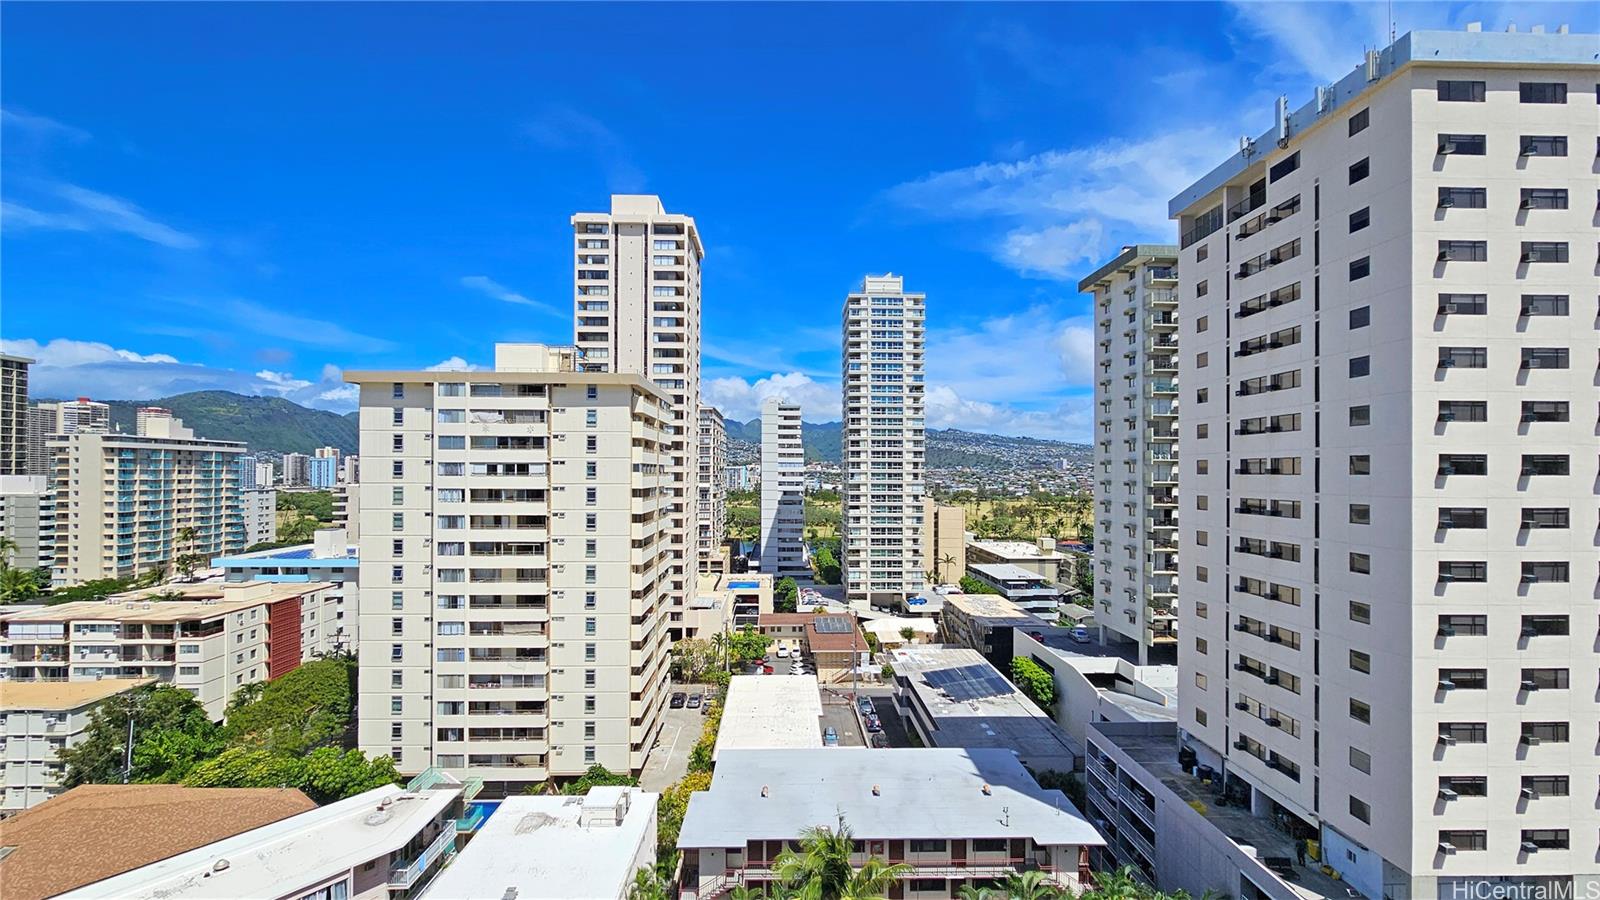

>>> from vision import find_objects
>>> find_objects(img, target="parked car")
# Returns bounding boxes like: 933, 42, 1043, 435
822, 727, 840, 747
687, 694, 702, 709
857, 697, 874, 716
1069, 626, 1093, 644
669, 692, 687, 708
864, 715, 883, 733
776, 646, 790, 659
762, 664, 774, 675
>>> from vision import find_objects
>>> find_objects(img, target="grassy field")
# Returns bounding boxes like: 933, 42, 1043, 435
726, 491, 839, 543
941, 493, 1094, 543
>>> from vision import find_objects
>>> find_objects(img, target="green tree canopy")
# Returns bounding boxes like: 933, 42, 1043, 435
958, 575, 1000, 595
222, 657, 356, 755
1010, 657, 1056, 709
182, 746, 399, 804
728, 625, 772, 663
59, 684, 223, 787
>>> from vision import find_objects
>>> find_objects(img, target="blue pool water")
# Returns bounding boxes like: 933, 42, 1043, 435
727, 581, 760, 589
465, 800, 501, 820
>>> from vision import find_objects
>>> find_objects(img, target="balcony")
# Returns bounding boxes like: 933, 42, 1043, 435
387, 827, 457, 889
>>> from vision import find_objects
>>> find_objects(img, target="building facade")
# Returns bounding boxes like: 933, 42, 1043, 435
1172, 28, 1598, 899
307, 456, 337, 489
0, 354, 31, 476
758, 398, 806, 578
921, 499, 966, 584
1081, 244, 1181, 666
0, 678, 152, 813
239, 487, 276, 548
0, 475, 54, 573
345, 343, 675, 790
841, 275, 926, 610
46, 416, 244, 586
280, 453, 310, 487
696, 405, 727, 573
571, 194, 702, 620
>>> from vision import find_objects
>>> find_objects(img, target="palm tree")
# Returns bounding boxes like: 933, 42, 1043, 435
0, 566, 41, 604
626, 864, 671, 900
940, 553, 957, 581
711, 631, 730, 672
996, 870, 1064, 900
957, 886, 996, 900
0, 535, 19, 569
730, 886, 768, 900
772, 817, 911, 900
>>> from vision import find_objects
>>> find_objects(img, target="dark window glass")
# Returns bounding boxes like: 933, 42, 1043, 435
1438, 347, 1486, 369
1520, 400, 1568, 422
1520, 135, 1567, 157
1521, 615, 1569, 636
1348, 405, 1370, 427
1437, 507, 1487, 529
1437, 293, 1486, 315
1438, 454, 1487, 476
1521, 775, 1569, 797
1349, 306, 1369, 328
1439, 668, 1487, 689
1520, 350, 1569, 371
1438, 186, 1486, 208
1348, 108, 1369, 135
1520, 562, 1568, 584
1438, 561, 1487, 583
1440, 722, 1487, 743
1521, 721, 1568, 743
1437, 80, 1485, 102
1348, 158, 1369, 183
1520, 508, 1569, 530
1438, 240, 1487, 262
1438, 614, 1487, 636
1520, 241, 1568, 263
1437, 133, 1486, 155
1437, 401, 1486, 423
1349, 356, 1369, 378
1349, 257, 1370, 280
1519, 82, 1567, 104
1440, 776, 1488, 796
1520, 455, 1568, 476
1520, 188, 1567, 209
1520, 295, 1568, 316
1269, 152, 1300, 183
1440, 831, 1488, 851
1348, 207, 1369, 232
1348, 455, 1370, 475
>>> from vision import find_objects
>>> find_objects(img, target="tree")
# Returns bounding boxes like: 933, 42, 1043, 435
0, 566, 42, 603
772, 817, 911, 900
182, 746, 400, 804
44, 576, 135, 604
774, 577, 799, 606
59, 684, 223, 787
175, 552, 205, 582
898, 626, 917, 643
811, 547, 842, 585
938, 553, 957, 583
997, 870, 1065, 900
222, 657, 355, 755
727, 625, 772, 663
1010, 657, 1056, 709
628, 865, 672, 900
959, 575, 1000, 596
655, 770, 713, 858
560, 764, 638, 795
0, 536, 18, 568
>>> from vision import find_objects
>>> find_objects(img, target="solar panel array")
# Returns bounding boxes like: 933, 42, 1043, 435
812, 616, 852, 634
923, 663, 1015, 701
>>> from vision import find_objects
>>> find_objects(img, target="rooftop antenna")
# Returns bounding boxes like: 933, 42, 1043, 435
1388, 0, 1395, 43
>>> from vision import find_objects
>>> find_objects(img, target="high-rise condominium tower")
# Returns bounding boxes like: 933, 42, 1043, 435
571, 194, 703, 606
758, 398, 806, 578
841, 275, 926, 611
1, 354, 31, 476
1081, 245, 1181, 665
346, 344, 676, 790
1172, 27, 1597, 898
696, 405, 727, 575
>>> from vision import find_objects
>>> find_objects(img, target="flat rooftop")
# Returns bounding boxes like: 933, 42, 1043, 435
212, 545, 357, 566
0, 678, 152, 711
67, 784, 459, 900
715, 675, 823, 758
679, 748, 1103, 849
890, 647, 1081, 770
968, 539, 1063, 560
943, 592, 1042, 623
423, 788, 657, 900
969, 563, 1051, 585
1099, 726, 1348, 900
3, 582, 335, 623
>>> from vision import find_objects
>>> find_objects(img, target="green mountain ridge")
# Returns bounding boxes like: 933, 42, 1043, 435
37, 391, 359, 456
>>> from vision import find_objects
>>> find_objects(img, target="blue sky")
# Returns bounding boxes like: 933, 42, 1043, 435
1, 1, 1577, 440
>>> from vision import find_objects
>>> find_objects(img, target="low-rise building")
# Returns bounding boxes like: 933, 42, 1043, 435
423, 786, 655, 900
940, 592, 1046, 669
682, 572, 772, 642
860, 616, 936, 650
964, 563, 1061, 617
1011, 630, 1178, 751
714, 675, 823, 759
0, 581, 347, 719
0, 784, 316, 900
888, 646, 1079, 773
757, 612, 868, 680
966, 538, 1073, 587
0, 678, 153, 813
212, 528, 357, 657
677, 748, 1104, 899
61, 778, 475, 900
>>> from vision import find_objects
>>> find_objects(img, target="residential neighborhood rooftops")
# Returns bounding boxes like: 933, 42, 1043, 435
0, 785, 316, 900
942, 592, 1039, 623
715, 675, 824, 757
677, 748, 1104, 848
0, 678, 153, 711
0, 582, 336, 623
968, 563, 1051, 585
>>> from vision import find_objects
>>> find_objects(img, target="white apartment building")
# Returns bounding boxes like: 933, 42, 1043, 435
134, 406, 172, 435
1172, 27, 1598, 899
256, 461, 277, 488
46, 415, 244, 586
0, 678, 152, 813
758, 397, 807, 578
1081, 245, 1181, 664
1, 354, 30, 476
240, 487, 276, 547
0, 475, 54, 572
26, 398, 110, 478
841, 274, 926, 610
345, 343, 676, 792
697, 405, 727, 574
0, 581, 346, 719
571, 194, 703, 617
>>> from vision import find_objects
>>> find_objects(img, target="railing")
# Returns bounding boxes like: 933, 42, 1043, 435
455, 805, 487, 833
388, 827, 456, 888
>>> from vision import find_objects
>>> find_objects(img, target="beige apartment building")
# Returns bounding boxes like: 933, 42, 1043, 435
697, 405, 727, 574
921, 499, 965, 584
1172, 26, 1598, 899
0, 678, 152, 813
346, 343, 676, 792
47, 414, 245, 586
1081, 245, 1181, 665
1, 354, 30, 476
0, 581, 345, 719
572, 193, 702, 602
26, 398, 111, 478
841, 275, 927, 610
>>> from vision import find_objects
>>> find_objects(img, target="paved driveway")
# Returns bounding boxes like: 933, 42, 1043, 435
639, 687, 713, 791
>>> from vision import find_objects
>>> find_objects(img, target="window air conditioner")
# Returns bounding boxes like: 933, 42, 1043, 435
1438, 788, 1458, 800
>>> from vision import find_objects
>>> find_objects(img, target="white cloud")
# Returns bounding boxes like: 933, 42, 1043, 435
703, 372, 840, 422
425, 356, 485, 372
1, 107, 91, 142
459, 275, 561, 316
1, 338, 179, 367
927, 305, 1096, 401
997, 222, 1105, 279
3, 183, 201, 250
925, 386, 1093, 442
254, 369, 313, 393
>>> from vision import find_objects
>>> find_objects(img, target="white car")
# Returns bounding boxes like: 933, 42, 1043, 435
776, 645, 790, 659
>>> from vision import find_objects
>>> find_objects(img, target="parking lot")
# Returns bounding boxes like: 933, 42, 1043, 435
639, 686, 713, 791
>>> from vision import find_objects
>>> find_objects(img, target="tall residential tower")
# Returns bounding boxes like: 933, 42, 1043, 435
758, 398, 806, 578
696, 405, 727, 574
1080, 245, 1181, 665
841, 275, 926, 611
1, 354, 31, 476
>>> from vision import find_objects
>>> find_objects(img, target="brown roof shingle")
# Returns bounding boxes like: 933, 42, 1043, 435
0, 784, 316, 900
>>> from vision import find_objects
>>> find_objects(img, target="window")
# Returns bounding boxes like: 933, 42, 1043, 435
1348, 158, 1369, 183
1438, 186, 1486, 208
584, 409, 598, 427
1196, 280, 1208, 297
1440, 831, 1488, 852
1196, 351, 1208, 368
1437, 80, 1485, 102
391, 382, 405, 399
1349, 796, 1371, 824
1348, 257, 1369, 280
1439, 775, 1488, 797
1521, 401, 1569, 423
1437, 240, 1487, 262
1440, 722, 1487, 744
1439, 668, 1487, 690
1349, 405, 1370, 426
584, 591, 597, 610
1349, 698, 1371, 723
391, 565, 404, 583
1437, 401, 1486, 423
1438, 614, 1487, 636
1521, 830, 1569, 850
1196, 315, 1208, 332
1196, 460, 1208, 475
1520, 455, 1568, 476
1522, 775, 1569, 798
1194, 672, 1207, 690
1437, 133, 1487, 155
1519, 82, 1567, 103
391, 617, 404, 636
1347, 306, 1369, 329
1348, 356, 1369, 378
1520, 188, 1568, 210
1348, 108, 1369, 135
437, 622, 464, 636
584, 565, 597, 584
1520, 241, 1568, 263
1521, 562, 1568, 584
1196, 424, 1209, 439
391, 408, 404, 426
1348, 207, 1369, 232
1522, 721, 1568, 743
973, 839, 1008, 854
1196, 388, 1209, 404
1438, 453, 1486, 476
1438, 347, 1486, 369
908, 839, 946, 853
1521, 614, 1569, 637
1349, 601, 1371, 624
585, 487, 598, 505
1520, 135, 1567, 157
1438, 561, 1487, 582
1520, 349, 1569, 372
1349, 650, 1372, 673
1349, 748, 1371, 774
1520, 508, 1569, 530
1268, 152, 1300, 182
1437, 293, 1487, 315
1438, 507, 1487, 529
438, 382, 464, 397
1520, 294, 1568, 316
